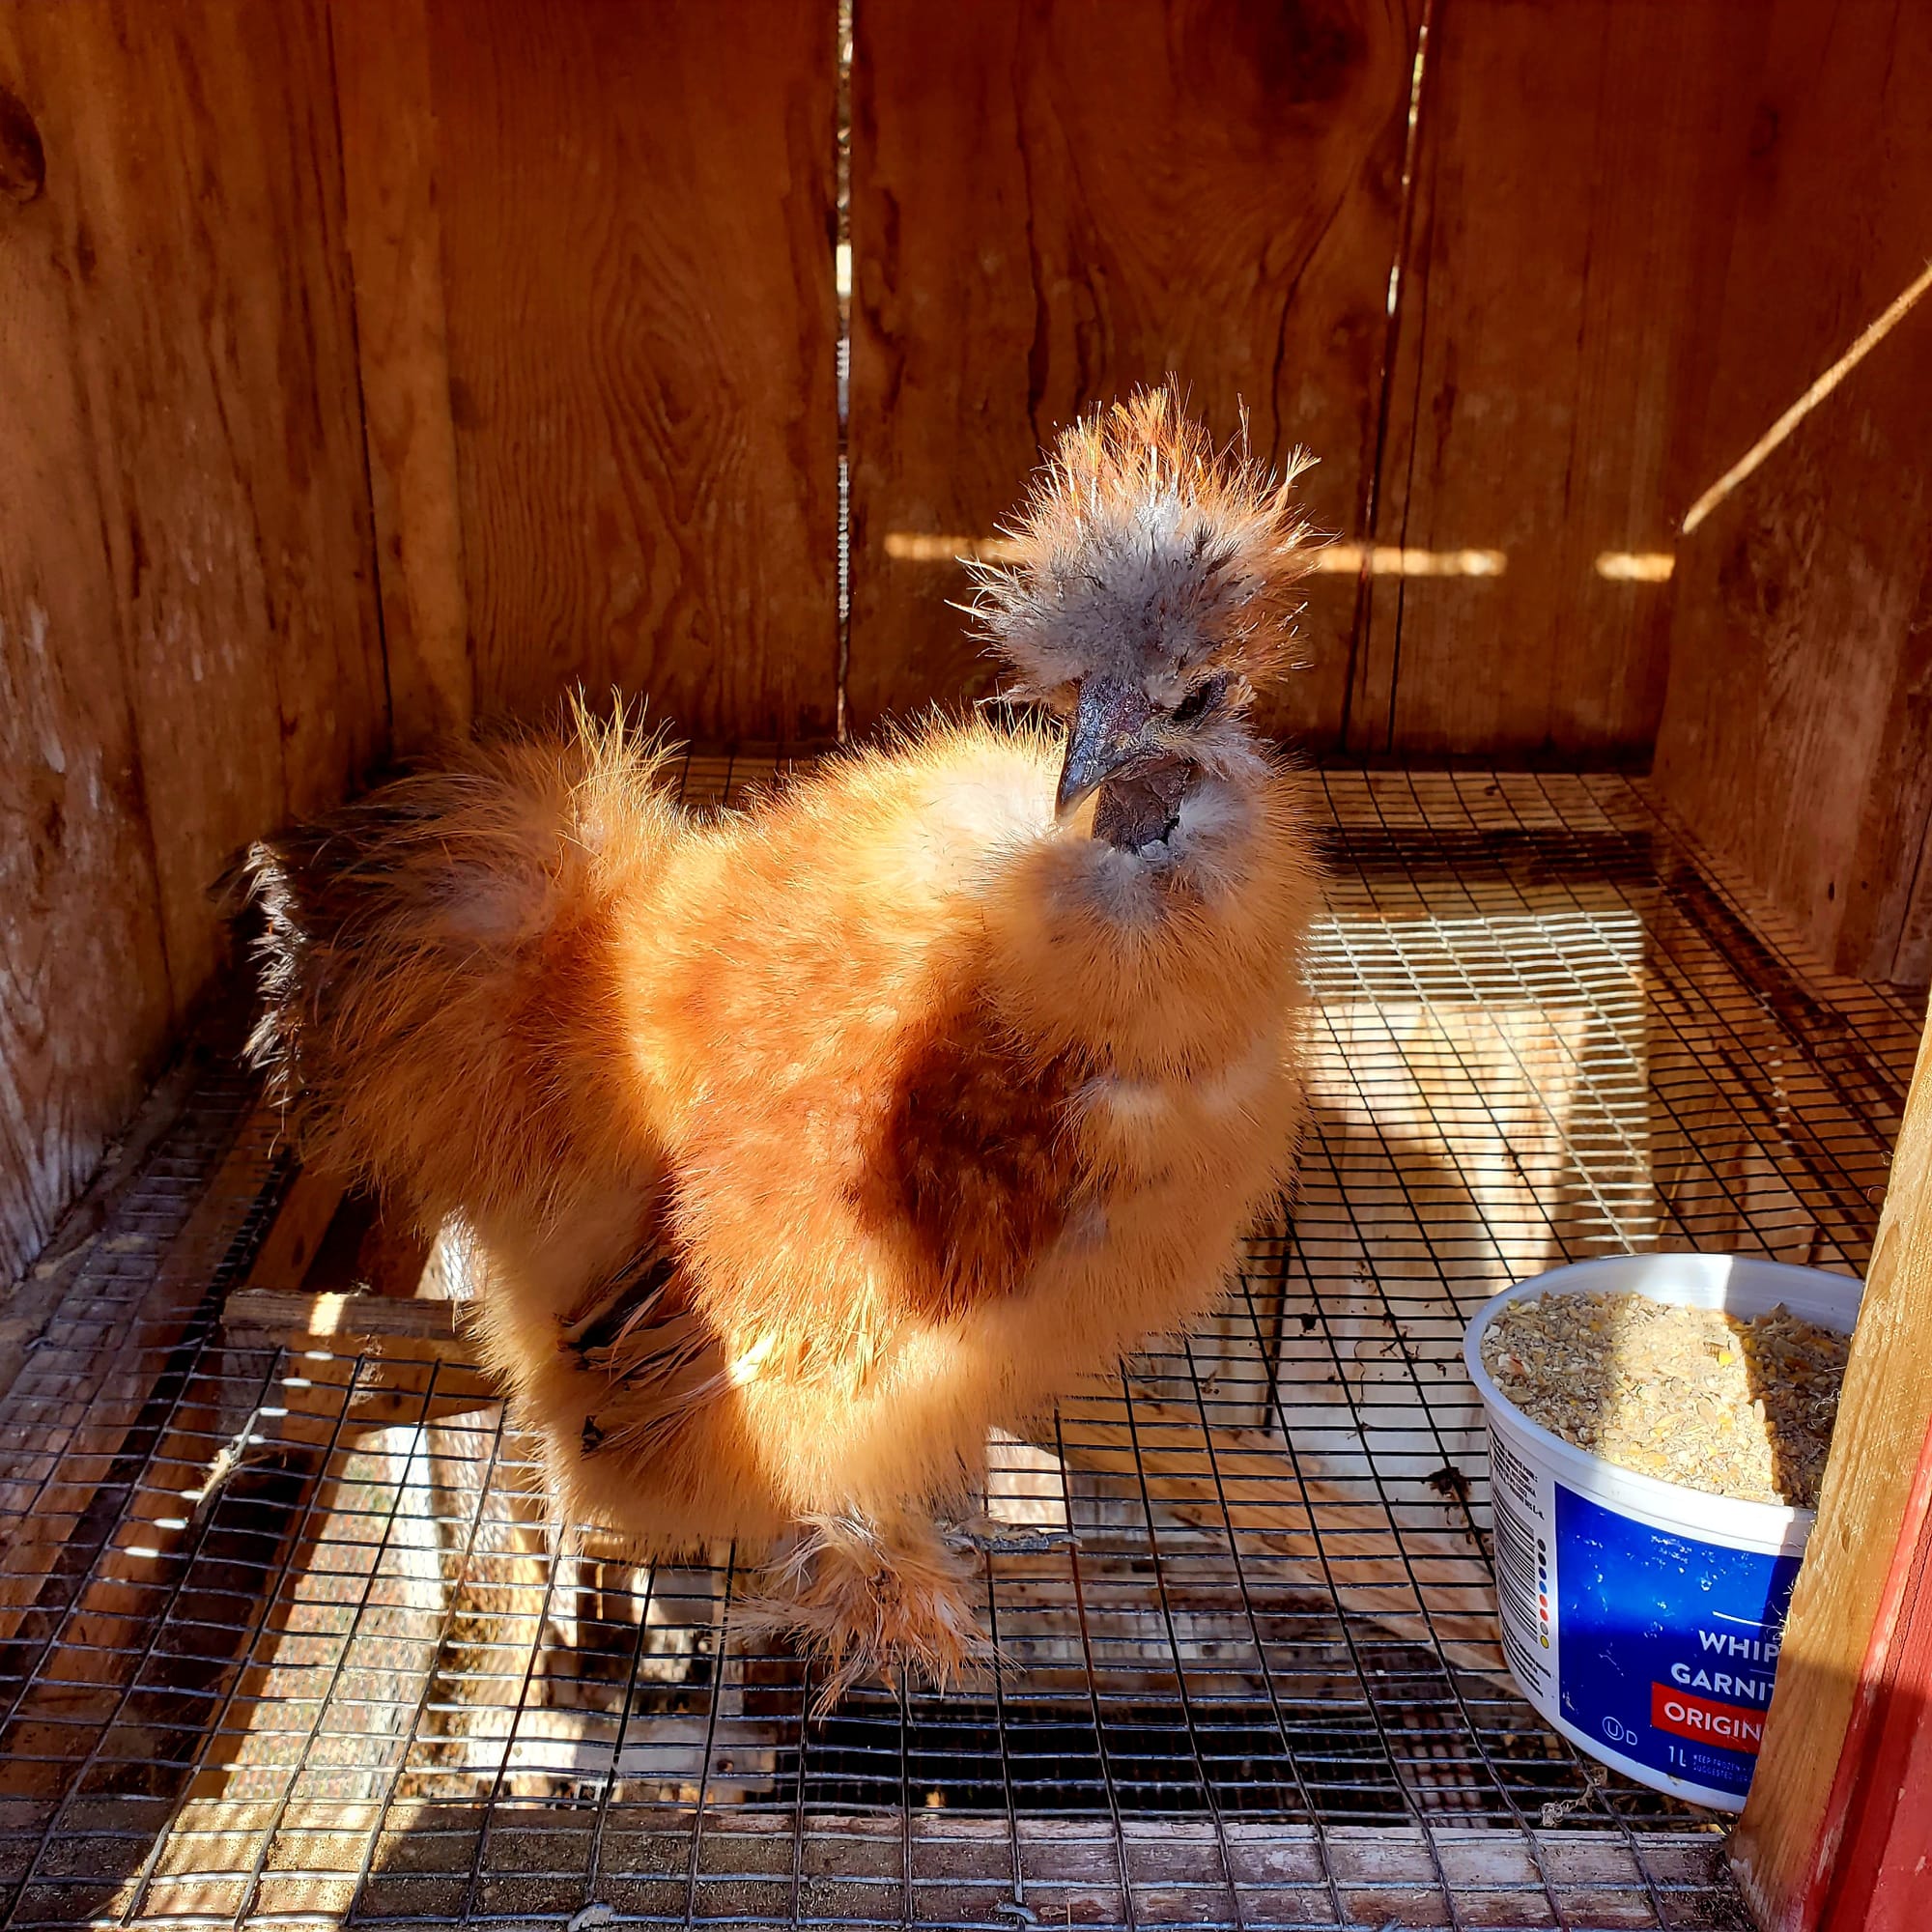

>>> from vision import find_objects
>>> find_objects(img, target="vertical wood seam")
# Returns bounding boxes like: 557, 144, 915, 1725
1341, 0, 1435, 759
834, 0, 852, 745
1889, 823, 1931, 985
1375, 36, 1440, 757
322, 0, 397, 756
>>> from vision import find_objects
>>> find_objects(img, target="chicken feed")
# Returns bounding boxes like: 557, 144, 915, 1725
1479, 1290, 1849, 1508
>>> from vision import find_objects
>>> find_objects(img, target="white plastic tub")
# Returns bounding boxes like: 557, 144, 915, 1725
1463, 1253, 1862, 1810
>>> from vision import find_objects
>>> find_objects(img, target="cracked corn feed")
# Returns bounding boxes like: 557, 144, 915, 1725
1480, 1290, 1849, 1508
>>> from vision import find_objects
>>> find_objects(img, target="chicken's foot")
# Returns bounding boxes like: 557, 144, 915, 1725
741, 1508, 995, 1713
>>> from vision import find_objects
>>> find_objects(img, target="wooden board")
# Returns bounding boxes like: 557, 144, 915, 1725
0, 3, 384, 1280
1350, 0, 1766, 760
330, 0, 472, 752
12, 1, 386, 996
1652, 1, 1932, 985
223, 1286, 463, 1350
1738, 1018, 1932, 1929
425, 0, 839, 742
845, 0, 1422, 742
0, 54, 172, 1286
240, 1167, 348, 1293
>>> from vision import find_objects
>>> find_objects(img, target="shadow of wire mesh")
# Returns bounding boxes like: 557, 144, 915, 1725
0, 768, 1918, 1931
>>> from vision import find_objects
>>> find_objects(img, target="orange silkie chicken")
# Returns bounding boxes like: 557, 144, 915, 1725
243, 388, 1322, 1699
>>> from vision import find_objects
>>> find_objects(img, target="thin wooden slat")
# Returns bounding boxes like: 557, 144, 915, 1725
0, 1099, 270, 1653
1738, 1019, 1932, 1930
425, 0, 839, 742
1351, 0, 1765, 760
846, 0, 1421, 743
329, 0, 471, 751
1651, 1, 1932, 983
221, 1288, 461, 1349
8, 1, 387, 1001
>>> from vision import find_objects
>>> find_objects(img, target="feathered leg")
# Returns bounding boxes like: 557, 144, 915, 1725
742, 1509, 992, 1713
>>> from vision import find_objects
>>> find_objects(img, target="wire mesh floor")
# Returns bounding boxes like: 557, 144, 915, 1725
0, 769, 1922, 1932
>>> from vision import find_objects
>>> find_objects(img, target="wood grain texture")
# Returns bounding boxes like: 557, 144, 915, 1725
0, 45, 171, 1284
0, 2, 385, 1282
19, 1, 387, 993
1651, 0, 1932, 985
222, 1286, 461, 1348
846, 0, 1421, 741
330, 0, 471, 750
1896, 837, 1932, 990
426, 0, 838, 741
1350, 0, 1766, 760
1737, 1018, 1932, 1931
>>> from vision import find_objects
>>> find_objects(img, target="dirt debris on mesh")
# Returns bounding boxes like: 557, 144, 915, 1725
1481, 1290, 1850, 1507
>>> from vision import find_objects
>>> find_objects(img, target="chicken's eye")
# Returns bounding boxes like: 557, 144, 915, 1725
1173, 673, 1226, 724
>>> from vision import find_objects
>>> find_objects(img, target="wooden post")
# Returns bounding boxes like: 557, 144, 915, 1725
1735, 1017, 1932, 1928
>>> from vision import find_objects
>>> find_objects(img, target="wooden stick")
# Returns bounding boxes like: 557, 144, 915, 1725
222, 1286, 462, 1348
240, 1167, 346, 1290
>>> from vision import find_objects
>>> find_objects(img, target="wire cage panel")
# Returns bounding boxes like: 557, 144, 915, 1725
0, 770, 1918, 1932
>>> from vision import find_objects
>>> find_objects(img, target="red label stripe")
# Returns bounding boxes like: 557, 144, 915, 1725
1650, 1682, 1767, 1755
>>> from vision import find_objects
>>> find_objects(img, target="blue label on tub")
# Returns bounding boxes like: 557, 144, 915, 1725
1554, 1486, 1802, 1801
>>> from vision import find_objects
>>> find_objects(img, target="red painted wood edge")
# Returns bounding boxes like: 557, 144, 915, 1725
1804, 1407, 1932, 1929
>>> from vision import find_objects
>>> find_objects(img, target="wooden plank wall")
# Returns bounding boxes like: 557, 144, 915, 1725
333, 0, 840, 746
1350, 0, 1763, 761
0, 2, 384, 1285
847, 0, 1782, 764
416, 0, 840, 742
0, 0, 841, 1284
845, 0, 1421, 741
330, 0, 843, 749
1651, 0, 1932, 985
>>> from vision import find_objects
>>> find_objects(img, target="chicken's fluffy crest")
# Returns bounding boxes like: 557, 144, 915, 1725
969, 384, 1317, 697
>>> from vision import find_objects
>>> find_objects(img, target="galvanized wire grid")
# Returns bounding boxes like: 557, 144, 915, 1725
0, 765, 1919, 1932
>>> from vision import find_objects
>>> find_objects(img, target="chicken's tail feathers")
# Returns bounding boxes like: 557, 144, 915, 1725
966, 380, 1320, 696
236, 722, 680, 1225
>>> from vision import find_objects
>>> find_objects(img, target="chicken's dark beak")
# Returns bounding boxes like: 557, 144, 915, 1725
1056, 676, 1157, 820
